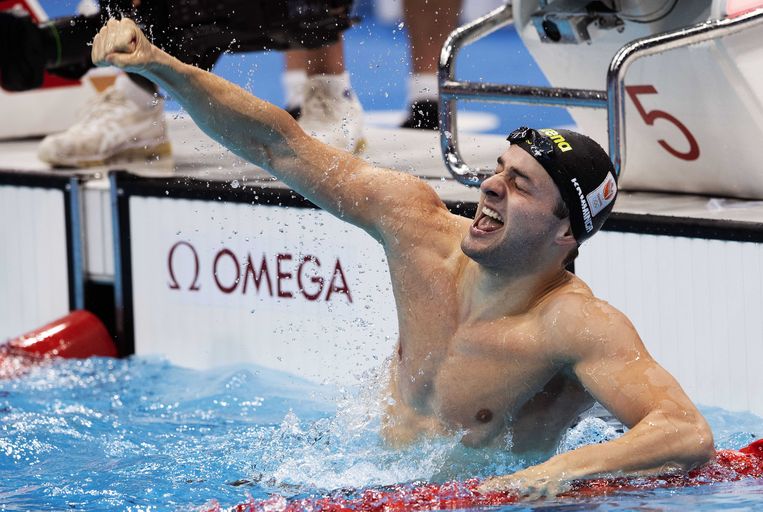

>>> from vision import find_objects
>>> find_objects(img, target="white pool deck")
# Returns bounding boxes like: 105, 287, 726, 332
4, 115, 763, 226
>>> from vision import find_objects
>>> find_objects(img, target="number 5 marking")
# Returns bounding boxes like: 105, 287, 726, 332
625, 85, 700, 161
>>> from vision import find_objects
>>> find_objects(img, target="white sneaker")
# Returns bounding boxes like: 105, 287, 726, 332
298, 78, 366, 154
38, 86, 171, 167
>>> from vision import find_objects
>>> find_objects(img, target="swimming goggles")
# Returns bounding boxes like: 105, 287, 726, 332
507, 126, 555, 160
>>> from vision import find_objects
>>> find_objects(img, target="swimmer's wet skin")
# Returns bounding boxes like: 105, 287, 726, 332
91, 18, 714, 499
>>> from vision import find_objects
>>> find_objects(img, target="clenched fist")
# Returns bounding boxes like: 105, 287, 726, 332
91, 18, 157, 72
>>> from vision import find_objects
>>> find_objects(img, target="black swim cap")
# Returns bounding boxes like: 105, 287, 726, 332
507, 126, 618, 244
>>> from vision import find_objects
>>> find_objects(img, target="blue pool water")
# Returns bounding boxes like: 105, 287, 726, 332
1, 357, 762, 511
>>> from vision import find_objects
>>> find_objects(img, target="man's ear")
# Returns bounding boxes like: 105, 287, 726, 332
555, 220, 576, 248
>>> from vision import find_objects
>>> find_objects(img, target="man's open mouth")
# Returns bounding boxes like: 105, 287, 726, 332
473, 206, 504, 233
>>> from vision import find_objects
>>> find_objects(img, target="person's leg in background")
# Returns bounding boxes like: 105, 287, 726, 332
3, 0, 361, 164
36, 0, 175, 167
37, 0, 233, 167
401, 0, 461, 130
289, 37, 365, 153
283, 49, 307, 119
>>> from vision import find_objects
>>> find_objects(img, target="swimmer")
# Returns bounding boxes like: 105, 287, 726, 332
90, 18, 714, 499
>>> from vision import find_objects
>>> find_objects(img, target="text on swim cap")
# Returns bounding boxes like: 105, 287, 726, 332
539, 128, 572, 152
571, 178, 594, 233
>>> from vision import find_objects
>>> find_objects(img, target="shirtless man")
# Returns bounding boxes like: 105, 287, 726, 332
90, 18, 714, 499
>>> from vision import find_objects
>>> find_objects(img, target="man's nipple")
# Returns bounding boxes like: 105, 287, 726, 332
475, 408, 493, 423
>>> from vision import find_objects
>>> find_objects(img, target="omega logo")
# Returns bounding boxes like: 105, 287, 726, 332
167, 241, 352, 303
168, 241, 201, 291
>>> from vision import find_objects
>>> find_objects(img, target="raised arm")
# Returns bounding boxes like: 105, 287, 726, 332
91, 18, 447, 241
481, 296, 714, 498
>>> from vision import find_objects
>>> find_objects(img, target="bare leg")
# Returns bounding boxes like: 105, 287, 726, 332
285, 49, 309, 71
296, 36, 365, 153
282, 39, 352, 121
304, 39, 346, 76
404, 0, 461, 75
401, 0, 461, 129
283, 50, 309, 116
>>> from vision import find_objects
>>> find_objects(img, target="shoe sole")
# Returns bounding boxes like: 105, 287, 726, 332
46, 141, 173, 168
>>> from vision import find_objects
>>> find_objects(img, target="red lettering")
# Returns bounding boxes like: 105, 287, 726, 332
171, 246, 352, 305
325, 259, 352, 303
213, 249, 240, 294
242, 254, 273, 296
297, 255, 324, 301
276, 253, 293, 298
167, 241, 201, 291
626, 84, 700, 161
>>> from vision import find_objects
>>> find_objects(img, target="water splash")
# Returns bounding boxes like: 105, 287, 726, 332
0, 356, 761, 510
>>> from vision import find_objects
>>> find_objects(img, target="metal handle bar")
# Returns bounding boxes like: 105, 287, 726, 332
607, 7, 763, 176
440, 4, 763, 187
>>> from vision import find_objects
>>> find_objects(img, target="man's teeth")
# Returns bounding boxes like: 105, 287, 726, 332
482, 206, 504, 224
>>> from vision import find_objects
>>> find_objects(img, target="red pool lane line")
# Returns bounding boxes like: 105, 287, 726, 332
214, 480, 520, 512
208, 439, 763, 512
0, 310, 117, 379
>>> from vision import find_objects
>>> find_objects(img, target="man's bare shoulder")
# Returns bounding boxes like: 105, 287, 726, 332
375, 172, 470, 254
331, 161, 462, 248
538, 275, 644, 361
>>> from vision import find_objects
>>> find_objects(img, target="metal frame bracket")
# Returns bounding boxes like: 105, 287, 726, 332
439, 3, 763, 186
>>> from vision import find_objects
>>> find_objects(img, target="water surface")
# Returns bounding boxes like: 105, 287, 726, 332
0, 356, 761, 510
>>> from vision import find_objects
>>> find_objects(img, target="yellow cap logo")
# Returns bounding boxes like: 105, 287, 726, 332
540, 128, 573, 152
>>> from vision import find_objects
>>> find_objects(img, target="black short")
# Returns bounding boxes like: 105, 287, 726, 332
1, 0, 355, 90
101, 0, 356, 69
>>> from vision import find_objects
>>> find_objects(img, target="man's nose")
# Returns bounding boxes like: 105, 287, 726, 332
480, 174, 505, 199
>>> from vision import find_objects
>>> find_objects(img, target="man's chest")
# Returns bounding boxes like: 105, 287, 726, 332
395, 320, 561, 443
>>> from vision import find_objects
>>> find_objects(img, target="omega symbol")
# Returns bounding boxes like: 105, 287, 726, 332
167, 241, 201, 291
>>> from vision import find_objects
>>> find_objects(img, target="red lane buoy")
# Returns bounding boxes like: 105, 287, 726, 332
207, 440, 763, 512
0, 310, 117, 379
